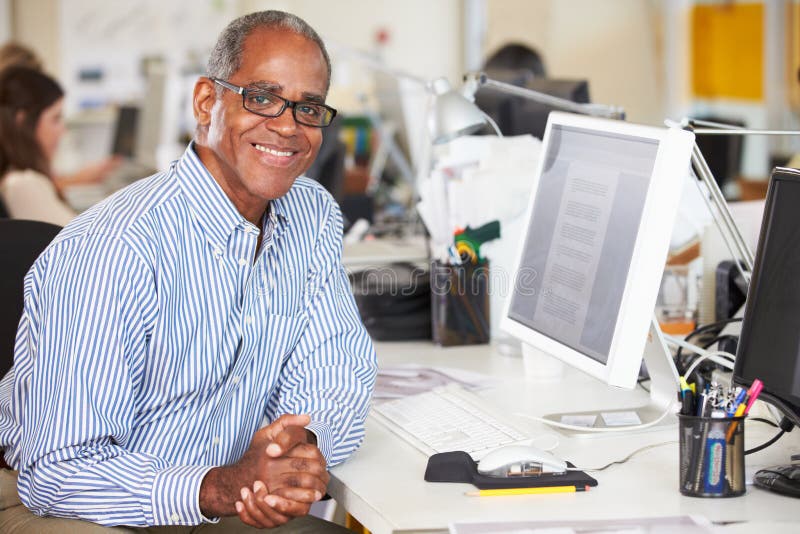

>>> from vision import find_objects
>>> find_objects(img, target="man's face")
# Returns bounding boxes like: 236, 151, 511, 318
196, 27, 327, 217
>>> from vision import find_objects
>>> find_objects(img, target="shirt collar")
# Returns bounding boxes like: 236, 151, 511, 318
175, 142, 289, 247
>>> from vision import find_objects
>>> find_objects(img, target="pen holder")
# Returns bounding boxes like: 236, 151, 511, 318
678, 415, 745, 498
430, 260, 490, 346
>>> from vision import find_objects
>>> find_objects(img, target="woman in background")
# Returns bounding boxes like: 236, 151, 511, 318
0, 67, 75, 225
0, 41, 121, 191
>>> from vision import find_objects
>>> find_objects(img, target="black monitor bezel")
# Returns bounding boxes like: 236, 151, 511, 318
733, 167, 800, 429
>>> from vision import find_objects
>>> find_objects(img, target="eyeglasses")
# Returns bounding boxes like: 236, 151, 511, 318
211, 78, 337, 128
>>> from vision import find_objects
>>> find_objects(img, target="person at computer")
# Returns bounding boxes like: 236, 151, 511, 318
0, 10, 376, 533
0, 41, 122, 194
0, 67, 77, 225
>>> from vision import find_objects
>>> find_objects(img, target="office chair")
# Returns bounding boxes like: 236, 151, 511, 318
0, 219, 61, 376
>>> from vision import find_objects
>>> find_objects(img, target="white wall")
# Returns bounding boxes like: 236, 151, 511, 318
243, 0, 463, 86
485, 0, 666, 126
240, 0, 463, 120
11, 0, 463, 116
9, 0, 60, 77
0, 0, 11, 44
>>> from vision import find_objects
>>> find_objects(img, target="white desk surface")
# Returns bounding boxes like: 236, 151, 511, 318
328, 341, 800, 534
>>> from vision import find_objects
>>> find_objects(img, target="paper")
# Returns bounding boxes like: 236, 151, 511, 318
416, 135, 542, 264
449, 515, 714, 534
373, 364, 497, 401
559, 414, 597, 427
600, 411, 642, 427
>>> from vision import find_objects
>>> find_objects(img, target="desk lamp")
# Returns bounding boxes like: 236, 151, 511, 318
679, 118, 800, 283
431, 72, 625, 143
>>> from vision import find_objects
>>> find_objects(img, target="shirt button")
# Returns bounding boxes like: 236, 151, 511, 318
244, 315, 254, 325
212, 436, 220, 446
232, 376, 241, 385
238, 258, 247, 266
171, 513, 180, 522
213, 247, 222, 258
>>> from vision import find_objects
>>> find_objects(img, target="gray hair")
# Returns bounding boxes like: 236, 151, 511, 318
207, 10, 331, 92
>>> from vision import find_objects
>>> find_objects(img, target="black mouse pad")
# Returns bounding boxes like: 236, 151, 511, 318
424, 451, 598, 490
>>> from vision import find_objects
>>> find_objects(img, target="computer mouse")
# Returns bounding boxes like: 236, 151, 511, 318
477, 444, 568, 477
753, 464, 800, 498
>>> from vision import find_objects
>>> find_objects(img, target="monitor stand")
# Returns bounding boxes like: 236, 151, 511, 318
542, 317, 680, 437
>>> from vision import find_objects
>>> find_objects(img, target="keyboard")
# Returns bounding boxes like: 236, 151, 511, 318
371, 385, 529, 459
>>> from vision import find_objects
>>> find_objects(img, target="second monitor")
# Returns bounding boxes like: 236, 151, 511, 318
475, 78, 590, 140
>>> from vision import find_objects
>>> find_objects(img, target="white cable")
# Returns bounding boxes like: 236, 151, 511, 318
662, 334, 736, 372
572, 440, 678, 472
527, 433, 560, 452
682, 351, 735, 378
513, 401, 677, 434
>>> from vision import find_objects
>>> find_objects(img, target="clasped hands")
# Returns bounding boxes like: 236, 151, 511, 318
199, 414, 329, 528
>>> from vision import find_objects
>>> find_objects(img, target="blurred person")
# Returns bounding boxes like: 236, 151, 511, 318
0, 41, 121, 190
483, 42, 546, 81
0, 42, 42, 72
0, 67, 75, 225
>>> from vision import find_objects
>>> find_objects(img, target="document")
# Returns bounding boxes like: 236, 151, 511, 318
373, 364, 497, 401
533, 161, 618, 351
449, 515, 714, 534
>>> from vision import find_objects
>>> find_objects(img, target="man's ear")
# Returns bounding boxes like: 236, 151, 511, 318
193, 77, 216, 127
15, 110, 26, 126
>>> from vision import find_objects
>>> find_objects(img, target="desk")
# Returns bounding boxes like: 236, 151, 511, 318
328, 341, 800, 534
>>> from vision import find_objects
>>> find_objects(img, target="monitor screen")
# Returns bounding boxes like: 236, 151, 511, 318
111, 106, 139, 159
734, 167, 800, 427
475, 78, 590, 140
501, 112, 695, 389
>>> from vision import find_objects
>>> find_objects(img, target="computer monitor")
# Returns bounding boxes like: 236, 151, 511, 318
475, 78, 590, 140
111, 106, 139, 159
500, 112, 695, 429
733, 167, 800, 429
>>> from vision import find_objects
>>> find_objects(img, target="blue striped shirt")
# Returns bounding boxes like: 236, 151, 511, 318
0, 143, 377, 526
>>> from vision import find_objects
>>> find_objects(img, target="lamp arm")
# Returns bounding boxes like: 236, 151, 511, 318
685, 118, 800, 136
326, 42, 428, 86
690, 143, 755, 276
465, 71, 625, 120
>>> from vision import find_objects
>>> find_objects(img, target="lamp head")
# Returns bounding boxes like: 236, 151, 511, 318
428, 77, 488, 144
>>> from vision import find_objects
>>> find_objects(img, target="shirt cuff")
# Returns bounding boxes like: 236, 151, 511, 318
150, 464, 216, 526
305, 421, 333, 465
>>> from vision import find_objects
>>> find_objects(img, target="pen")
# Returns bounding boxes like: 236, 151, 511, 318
465, 485, 589, 497
726, 387, 747, 417
725, 379, 764, 442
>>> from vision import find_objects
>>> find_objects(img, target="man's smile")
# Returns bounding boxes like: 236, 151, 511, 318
252, 143, 297, 157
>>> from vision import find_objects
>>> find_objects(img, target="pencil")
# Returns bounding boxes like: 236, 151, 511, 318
465, 485, 589, 497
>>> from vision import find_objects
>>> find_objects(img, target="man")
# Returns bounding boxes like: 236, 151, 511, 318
0, 10, 376, 533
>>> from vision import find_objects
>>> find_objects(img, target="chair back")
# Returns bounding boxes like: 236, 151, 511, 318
0, 219, 62, 376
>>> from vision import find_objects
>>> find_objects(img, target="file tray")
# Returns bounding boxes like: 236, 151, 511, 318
424, 451, 598, 490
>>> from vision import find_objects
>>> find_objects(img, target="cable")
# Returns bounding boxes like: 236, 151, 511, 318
744, 417, 794, 455
674, 318, 742, 367
514, 401, 677, 434
749, 417, 779, 428
571, 441, 677, 472
682, 351, 735, 379
745, 430, 786, 455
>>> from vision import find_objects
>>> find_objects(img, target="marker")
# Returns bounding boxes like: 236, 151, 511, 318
742, 379, 764, 415
465, 485, 588, 497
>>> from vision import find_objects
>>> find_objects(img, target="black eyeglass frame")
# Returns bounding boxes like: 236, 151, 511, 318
210, 77, 337, 128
